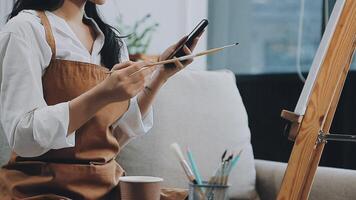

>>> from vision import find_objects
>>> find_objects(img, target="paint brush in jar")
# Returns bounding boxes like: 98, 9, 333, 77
170, 143, 197, 184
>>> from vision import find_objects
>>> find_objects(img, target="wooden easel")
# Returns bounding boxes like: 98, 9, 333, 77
277, 0, 356, 199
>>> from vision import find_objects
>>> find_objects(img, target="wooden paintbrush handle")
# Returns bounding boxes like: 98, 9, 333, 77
105, 43, 238, 75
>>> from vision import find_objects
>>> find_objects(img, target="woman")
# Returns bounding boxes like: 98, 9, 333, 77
0, 0, 200, 199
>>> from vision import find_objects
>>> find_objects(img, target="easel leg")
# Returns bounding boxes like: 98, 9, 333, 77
301, 45, 353, 199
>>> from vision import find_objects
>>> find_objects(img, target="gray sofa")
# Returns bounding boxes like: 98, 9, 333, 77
255, 159, 356, 199
1, 70, 356, 199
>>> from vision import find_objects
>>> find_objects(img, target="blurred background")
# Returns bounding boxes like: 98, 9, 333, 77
1, 0, 355, 170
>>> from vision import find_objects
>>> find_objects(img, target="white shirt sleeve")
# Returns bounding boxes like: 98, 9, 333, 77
111, 97, 153, 147
0, 32, 75, 157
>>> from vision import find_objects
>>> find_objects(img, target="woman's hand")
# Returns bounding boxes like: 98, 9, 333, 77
99, 61, 156, 103
68, 61, 155, 134
133, 35, 202, 118
154, 34, 202, 83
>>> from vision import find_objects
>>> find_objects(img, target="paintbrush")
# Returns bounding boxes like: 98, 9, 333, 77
222, 154, 234, 185
145, 42, 239, 67
221, 149, 228, 162
227, 149, 244, 175
186, 148, 203, 185
106, 43, 239, 75
170, 143, 197, 184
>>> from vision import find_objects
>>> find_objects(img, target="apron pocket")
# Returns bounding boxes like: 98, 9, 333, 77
46, 159, 124, 199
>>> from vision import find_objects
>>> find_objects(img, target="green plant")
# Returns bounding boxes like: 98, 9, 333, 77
116, 14, 159, 55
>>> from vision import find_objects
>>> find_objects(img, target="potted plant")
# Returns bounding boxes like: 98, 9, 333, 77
116, 14, 159, 62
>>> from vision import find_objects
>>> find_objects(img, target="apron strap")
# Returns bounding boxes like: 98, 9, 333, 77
37, 11, 56, 60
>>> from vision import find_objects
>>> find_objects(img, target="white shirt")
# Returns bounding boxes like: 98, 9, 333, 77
0, 10, 153, 157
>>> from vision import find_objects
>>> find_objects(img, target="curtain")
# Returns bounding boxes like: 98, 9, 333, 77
323, 0, 355, 68
322, 0, 337, 32
207, 0, 323, 75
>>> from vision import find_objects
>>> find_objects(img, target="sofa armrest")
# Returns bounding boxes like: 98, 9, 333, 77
255, 159, 356, 200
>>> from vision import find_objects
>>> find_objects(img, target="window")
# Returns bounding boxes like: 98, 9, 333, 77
207, 0, 325, 74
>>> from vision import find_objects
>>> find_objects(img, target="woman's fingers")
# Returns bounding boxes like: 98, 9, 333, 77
189, 36, 200, 52
183, 45, 192, 55
189, 29, 204, 51
182, 45, 194, 65
122, 60, 156, 84
175, 35, 189, 48
111, 61, 156, 84
119, 61, 146, 76
111, 61, 133, 71
104, 61, 154, 102
174, 58, 185, 70
164, 35, 189, 57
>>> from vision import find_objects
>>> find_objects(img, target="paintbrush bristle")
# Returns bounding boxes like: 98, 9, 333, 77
221, 150, 227, 162
226, 154, 234, 162
237, 149, 244, 156
170, 143, 185, 161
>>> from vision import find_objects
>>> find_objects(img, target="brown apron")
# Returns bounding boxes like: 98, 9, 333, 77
0, 11, 187, 200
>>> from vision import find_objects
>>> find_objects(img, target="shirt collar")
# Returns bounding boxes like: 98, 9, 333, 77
83, 12, 105, 54
45, 11, 105, 56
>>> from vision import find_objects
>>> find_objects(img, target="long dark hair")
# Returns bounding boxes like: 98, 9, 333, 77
9, 0, 122, 69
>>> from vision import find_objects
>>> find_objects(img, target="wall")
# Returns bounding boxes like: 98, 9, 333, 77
0, 0, 13, 28
99, 0, 208, 69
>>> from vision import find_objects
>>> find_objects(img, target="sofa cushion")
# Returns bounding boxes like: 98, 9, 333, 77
118, 69, 258, 199
255, 159, 356, 200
